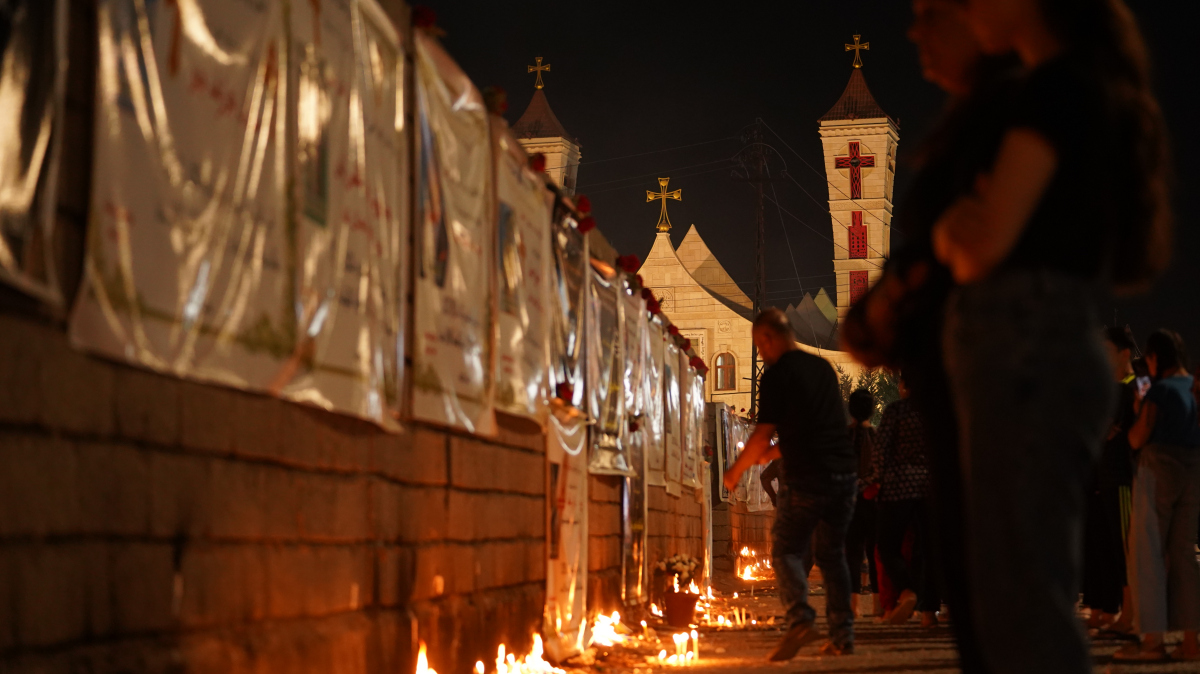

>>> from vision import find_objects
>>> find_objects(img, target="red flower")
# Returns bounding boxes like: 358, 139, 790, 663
641, 287, 654, 301
635, 274, 645, 288
482, 86, 508, 115
529, 153, 546, 173
690, 356, 705, 370
577, 215, 596, 233
628, 420, 640, 433
668, 325, 679, 336
647, 298, 661, 314
555, 382, 574, 402
681, 338, 691, 350
412, 6, 437, 28
575, 195, 592, 215
616, 254, 640, 273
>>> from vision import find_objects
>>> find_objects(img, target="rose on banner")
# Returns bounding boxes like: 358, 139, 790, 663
663, 340, 683, 496
0, 0, 67, 306
411, 32, 495, 433
644, 320, 666, 486
491, 118, 553, 420
587, 267, 631, 476
71, 0, 294, 397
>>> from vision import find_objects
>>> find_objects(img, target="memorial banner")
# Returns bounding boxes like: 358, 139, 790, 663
411, 32, 494, 433
545, 412, 588, 662
0, 0, 67, 306
491, 120, 553, 420
715, 404, 734, 503
284, 0, 406, 425
71, 0, 293, 395
587, 267, 631, 476
663, 340, 682, 496
680, 360, 701, 489
644, 319, 665, 486
621, 284, 648, 604
548, 209, 587, 410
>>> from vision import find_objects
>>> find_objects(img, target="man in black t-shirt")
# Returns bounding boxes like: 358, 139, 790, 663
724, 308, 857, 660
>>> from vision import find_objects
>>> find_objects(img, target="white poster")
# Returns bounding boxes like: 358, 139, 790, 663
0, 0, 67, 306
663, 340, 682, 496
680, 358, 701, 489
71, 0, 293, 396
283, 0, 406, 426
645, 320, 665, 486
411, 32, 494, 434
492, 119, 552, 420
587, 268, 631, 476
545, 412, 588, 662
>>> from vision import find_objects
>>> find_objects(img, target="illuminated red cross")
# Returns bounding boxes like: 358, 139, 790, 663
834, 141, 875, 199
848, 211, 867, 259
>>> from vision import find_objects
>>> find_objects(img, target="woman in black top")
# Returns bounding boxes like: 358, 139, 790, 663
932, 1, 1171, 673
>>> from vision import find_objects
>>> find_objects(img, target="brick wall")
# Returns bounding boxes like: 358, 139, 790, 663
711, 502, 773, 577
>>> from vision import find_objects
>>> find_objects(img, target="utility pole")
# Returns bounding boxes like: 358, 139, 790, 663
737, 119, 771, 417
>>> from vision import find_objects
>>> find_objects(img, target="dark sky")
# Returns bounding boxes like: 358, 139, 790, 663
437, 1, 1200, 352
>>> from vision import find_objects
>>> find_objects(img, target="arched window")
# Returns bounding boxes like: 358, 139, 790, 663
715, 353, 736, 391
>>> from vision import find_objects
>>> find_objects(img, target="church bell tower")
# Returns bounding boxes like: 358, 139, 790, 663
818, 35, 898, 322
513, 57, 581, 195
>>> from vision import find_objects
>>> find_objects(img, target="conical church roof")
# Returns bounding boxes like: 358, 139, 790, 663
676, 225, 753, 312
512, 89, 576, 144
819, 69, 892, 124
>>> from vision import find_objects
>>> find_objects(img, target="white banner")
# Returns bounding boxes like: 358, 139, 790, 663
714, 403, 734, 503
492, 119, 553, 420
411, 32, 494, 434
587, 268, 631, 476
548, 210, 587, 410
283, 0, 406, 425
545, 412, 588, 661
645, 320, 665, 486
0, 0, 67, 306
680, 359, 701, 489
71, 0, 292, 395
663, 340, 682, 496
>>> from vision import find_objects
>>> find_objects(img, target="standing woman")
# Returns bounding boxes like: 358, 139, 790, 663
934, 0, 1171, 672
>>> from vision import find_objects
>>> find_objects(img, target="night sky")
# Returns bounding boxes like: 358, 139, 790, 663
436, 1, 1199, 352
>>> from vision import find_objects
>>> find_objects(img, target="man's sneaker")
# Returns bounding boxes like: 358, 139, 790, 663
818, 641, 854, 656
767, 623, 819, 661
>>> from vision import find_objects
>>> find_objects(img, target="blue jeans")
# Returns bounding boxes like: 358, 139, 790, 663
771, 474, 857, 647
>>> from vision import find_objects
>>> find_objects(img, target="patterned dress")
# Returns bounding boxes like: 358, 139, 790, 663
870, 397, 931, 502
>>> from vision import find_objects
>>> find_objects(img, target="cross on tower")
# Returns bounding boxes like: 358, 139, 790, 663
646, 177, 681, 232
834, 141, 875, 199
845, 34, 869, 68
527, 56, 551, 90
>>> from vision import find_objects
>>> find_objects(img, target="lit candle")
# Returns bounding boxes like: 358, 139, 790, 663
691, 629, 699, 659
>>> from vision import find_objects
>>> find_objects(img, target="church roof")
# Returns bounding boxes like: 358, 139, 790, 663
676, 225, 754, 313
788, 293, 839, 350
512, 89, 577, 144
819, 68, 892, 124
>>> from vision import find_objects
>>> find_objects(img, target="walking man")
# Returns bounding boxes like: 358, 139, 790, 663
724, 308, 858, 660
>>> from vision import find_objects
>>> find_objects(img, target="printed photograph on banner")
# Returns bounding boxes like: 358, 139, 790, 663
70, 0, 294, 394
644, 319, 666, 486
587, 268, 630, 476
716, 404, 734, 503
663, 340, 682, 496
0, 0, 67, 306
548, 208, 587, 411
492, 120, 553, 420
411, 33, 494, 434
544, 413, 588, 662
281, 0, 406, 428
680, 356, 700, 489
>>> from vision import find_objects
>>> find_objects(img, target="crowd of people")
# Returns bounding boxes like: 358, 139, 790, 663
723, 0, 1199, 669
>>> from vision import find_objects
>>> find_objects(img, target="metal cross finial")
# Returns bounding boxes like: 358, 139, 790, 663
647, 177, 682, 232
845, 34, 869, 68
527, 56, 551, 90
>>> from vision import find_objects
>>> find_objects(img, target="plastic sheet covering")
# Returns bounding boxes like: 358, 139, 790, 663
587, 267, 630, 476
0, 0, 67, 305
71, 0, 293, 395
282, 0, 406, 425
644, 320, 665, 486
491, 118, 552, 419
680, 359, 701, 489
701, 460, 713, 587
663, 340, 682, 496
411, 31, 494, 433
544, 410, 588, 662
620, 283, 648, 604
714, 403, 733, 503
746, 464, 764, 512
621, 282, 646, 420
548, 206, 587, 410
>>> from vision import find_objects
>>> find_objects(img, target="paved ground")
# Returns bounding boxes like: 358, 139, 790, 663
577, 581, 1199, 673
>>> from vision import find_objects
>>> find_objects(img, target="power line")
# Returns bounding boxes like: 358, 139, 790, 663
583, 164, 735, 196
576, 157, 735, 191
543, 135, 738, 171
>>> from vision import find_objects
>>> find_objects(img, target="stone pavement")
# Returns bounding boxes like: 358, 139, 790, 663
580, 584, 1199, 673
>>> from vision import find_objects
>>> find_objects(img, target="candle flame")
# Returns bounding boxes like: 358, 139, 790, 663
416, 642, 438, 674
